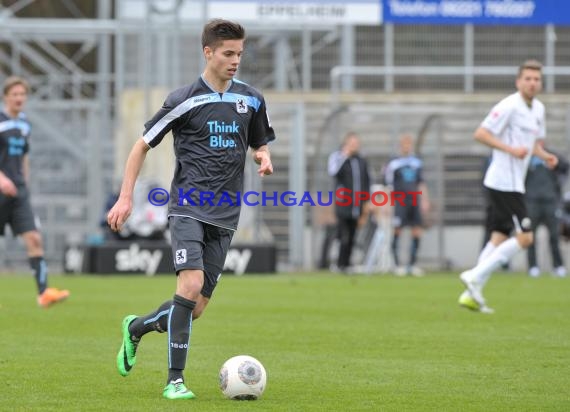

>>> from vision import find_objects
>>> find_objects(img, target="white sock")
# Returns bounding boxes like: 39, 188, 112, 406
477, 241, 496, 264
470, 238, 522, 287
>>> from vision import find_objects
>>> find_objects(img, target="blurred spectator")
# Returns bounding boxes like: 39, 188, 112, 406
525, 148, 569, 277
327, 132, 370, 272
101, 178, 168, 241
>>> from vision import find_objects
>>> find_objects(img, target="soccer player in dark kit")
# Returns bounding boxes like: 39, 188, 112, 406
0, 76, 70, 308
384, 133, 430, 277
107, 19, 275, 400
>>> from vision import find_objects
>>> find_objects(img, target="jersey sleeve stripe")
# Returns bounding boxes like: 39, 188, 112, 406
0, 119, 30, 136
143, 92, 220, 145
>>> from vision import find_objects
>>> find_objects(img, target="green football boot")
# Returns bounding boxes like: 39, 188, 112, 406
458, 290, 480, 311
163, 379, 196, 400
117, 315, 139, 376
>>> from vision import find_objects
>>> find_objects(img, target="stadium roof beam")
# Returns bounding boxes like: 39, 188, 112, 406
0, 0, 36, 17
0, 48, 12, 71
0, 17, 337, 36
60, 0, 86, 18
16, 40, 65, 76
26, 110, 87, 161
0, 18, 118, 35
35, 38, 86, 74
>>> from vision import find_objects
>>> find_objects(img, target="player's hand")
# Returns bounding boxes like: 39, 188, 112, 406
509, 146, 528, 159
0, 176, 17, 197
254, 151, 273, 177
107, 197, 133, 232
545, 153, 559, 169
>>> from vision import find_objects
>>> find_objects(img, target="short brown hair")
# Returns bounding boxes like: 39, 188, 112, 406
518, 59, 542, 77
201, 19, 245, 50
3, 76, 29, 95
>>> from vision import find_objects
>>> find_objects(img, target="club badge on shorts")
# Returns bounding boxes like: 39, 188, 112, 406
236, 98, 248, 114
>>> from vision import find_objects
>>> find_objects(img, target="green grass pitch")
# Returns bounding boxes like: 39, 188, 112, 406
1, 272, 569, 411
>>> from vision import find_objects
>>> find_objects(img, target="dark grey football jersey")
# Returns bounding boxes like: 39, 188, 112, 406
143, 76, 276, 230
0, 111, 31, 187
384, 155, 424, 193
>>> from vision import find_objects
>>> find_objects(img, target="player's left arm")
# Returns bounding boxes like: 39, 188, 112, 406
533, 139, 558, 169
249, 94, 275, 177
418, 182, 430, 213
252, 145, 273, 177
417, 164, 430, 213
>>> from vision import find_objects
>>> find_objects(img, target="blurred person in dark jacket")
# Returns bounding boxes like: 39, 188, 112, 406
525, 145, 569, 277
327, 132, 370, 272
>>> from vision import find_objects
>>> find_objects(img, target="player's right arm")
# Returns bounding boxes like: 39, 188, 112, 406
107, 138, 151, 232
476, 97, 527, 159
473, 127, 528, 159
0, 171, 17, 196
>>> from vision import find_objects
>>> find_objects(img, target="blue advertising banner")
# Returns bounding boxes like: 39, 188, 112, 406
383, 0, 570, 25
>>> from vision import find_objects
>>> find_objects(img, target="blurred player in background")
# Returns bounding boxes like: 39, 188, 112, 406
525, 146, 569, 278
108, 19, 275, 400
384, 133, 430, 276
328, 132, 370, 273
0, 76, 69, 308
459, 60, 558, 314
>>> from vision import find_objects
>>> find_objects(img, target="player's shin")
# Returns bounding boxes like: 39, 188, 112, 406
30, 256, 47, 294
472, 237, 522, 286
392, 234, 400, 266
167, 294, 196, 383
477, 241, 496, 264
410, 237, 420, 266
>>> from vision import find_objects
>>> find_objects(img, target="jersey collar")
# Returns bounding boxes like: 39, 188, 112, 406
200, 75, 233, 94
0, 107, 24, 120
517, 91, 534, 109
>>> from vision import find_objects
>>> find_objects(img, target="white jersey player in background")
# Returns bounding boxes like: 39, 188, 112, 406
459, 60, 558, 314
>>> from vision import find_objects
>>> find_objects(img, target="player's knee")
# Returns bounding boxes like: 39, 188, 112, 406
176, 270, 204, 299
517, 232, 534, 248
23, 231, 43, 252
179, 281, 203, 299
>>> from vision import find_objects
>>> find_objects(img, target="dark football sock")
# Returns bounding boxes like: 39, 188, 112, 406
30, 256, 47, 295
128, 300, 172, 341
410, 237, 420, 266
391, 234, 400, 267
167, 294, 196, 383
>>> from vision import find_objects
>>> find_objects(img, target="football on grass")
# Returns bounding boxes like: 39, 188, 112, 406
219, 355, 267, 400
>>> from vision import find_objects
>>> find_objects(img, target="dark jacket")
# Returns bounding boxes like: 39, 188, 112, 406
328, 151, 370, 220
525, 152, 569, 202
